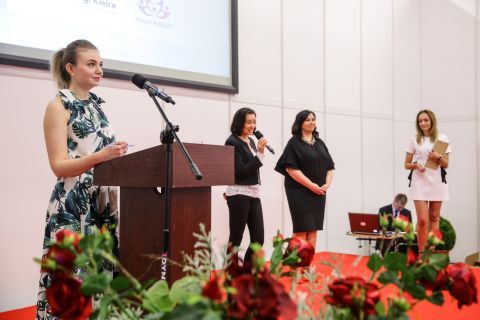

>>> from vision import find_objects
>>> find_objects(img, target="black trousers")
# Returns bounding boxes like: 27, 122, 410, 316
226, 194, 264, 264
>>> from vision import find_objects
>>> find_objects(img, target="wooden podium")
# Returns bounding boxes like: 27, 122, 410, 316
93, 143, 234, 284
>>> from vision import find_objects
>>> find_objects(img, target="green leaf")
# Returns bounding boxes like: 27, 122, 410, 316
143, 280, 174, 313
367, 253, 382, 273
79, 234, 95, 250
162, 303, 211, 320
406, 283, 426, 299
282, 249, 300, 266
374, 301, 386, 316
97, 296, 112, 320
143, 312, 166, 320
401, 268, 415, 288
147, 280, 170, 296
74, 254, 90, 267
110, 276, 130, 292
269, 244, 284, 274
202, 309, 223, 320
429, 253, 449, 270
383, 252, 406, 271
143, 294, 175, 313
419, 265, 437, 282
377, 270, 400, 286
249, 242, 262, 253
427, 291, 445, 306
169, 276, 202, 304
81, 274, 111, 295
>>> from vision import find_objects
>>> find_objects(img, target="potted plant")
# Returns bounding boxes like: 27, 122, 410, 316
434, 216, 456, 254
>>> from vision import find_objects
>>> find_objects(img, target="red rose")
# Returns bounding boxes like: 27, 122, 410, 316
229, 274, 256, 318
325, 276, 380, 317
256, 271, 297, 320
42, 245, 77, 274
202, 274, 226, 303
422, 269, 449, 292
229, 271, 297, 320
225, 250, 251, 279
379, 213, 389, 229
446, 263, 478, 309
427, 230, 443, 246
273, 231, 285, 246
406, 248, 418, 266
393, 215, 409, 231
56, 229, 82, 253
46, 277, 93, 320
286, 237, 315, 267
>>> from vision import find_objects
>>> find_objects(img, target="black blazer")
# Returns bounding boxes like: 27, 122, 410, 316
225, 134, 262, 185
378, 204, 412, 232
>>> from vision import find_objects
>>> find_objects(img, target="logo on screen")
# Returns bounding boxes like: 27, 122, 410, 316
137, 0, 171, 19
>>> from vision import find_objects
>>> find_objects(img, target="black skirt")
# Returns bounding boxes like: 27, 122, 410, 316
285, 186, 326, 232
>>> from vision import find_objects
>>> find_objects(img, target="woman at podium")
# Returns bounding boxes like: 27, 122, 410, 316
37, 40, 129, 319
405, 109, 451, 253
225, 107, 268, 264
275, 110, 335, 250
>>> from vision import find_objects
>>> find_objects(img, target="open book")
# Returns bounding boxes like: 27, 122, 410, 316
425, 140, 449, 170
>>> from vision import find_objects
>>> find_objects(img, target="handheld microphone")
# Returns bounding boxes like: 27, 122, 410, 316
131, 74, 176, 105
253, 130, 275, 154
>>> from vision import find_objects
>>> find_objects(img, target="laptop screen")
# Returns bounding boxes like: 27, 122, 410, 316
348, 213, 379, 234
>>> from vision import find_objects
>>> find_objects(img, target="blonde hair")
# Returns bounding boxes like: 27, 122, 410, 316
415, 109, 438, 144
50, 39, 98, 89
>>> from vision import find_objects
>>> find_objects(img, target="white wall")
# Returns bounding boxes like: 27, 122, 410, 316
1, 0, 479, 311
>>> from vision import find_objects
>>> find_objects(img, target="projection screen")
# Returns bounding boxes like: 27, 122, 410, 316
0, 0, 238, 93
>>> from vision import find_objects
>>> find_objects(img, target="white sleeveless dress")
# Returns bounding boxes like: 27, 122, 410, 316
405, 133, 452, 201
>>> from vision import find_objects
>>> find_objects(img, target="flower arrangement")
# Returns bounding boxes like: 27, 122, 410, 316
38, 226, 313, 320
37, 219, 477, 320
322, 214, 478, 319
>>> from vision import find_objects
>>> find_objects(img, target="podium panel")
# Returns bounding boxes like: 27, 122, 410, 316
94, 143, 233, 284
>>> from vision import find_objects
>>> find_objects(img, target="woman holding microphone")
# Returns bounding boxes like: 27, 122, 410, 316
225, 107, 268, 264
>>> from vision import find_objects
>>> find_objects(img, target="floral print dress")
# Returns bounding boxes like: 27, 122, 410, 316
36, 89, 119, 320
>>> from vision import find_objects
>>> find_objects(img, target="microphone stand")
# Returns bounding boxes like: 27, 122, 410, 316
147, 89, 203, 281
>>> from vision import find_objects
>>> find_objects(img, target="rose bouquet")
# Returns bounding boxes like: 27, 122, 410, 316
322, 214, 478, 320
37, 225, 307, 320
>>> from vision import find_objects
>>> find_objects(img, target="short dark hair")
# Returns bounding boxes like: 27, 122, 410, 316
394, 193, 408, 205
291, 110, 319, 139
230, 107, 256, 135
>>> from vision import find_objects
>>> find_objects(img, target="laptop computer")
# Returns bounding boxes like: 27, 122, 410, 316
348, 213, 380, 235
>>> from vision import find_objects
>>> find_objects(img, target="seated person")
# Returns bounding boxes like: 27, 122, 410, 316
375, 193, 412, 256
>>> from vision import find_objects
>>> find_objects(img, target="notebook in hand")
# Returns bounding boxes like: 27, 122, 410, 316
348, 213, 380, 235
425, 140, 449, 170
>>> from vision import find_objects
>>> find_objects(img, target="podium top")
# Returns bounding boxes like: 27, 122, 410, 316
93, 143, 234, 188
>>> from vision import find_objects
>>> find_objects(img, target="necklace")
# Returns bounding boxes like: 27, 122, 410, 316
301, 135, 316, 145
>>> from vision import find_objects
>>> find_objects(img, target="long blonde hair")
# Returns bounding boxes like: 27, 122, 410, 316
415, 109, 438, 144
50, 39, 98, 89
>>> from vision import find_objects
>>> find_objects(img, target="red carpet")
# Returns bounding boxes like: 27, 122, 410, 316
0, 306, 35, 320
2, 252, 479, 320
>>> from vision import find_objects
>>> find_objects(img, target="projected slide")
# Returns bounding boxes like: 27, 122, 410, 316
0, 0, 237, 92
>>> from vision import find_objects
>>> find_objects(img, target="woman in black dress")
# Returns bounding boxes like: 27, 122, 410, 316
275, 110, 335, 249
225, 107, 268, 263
